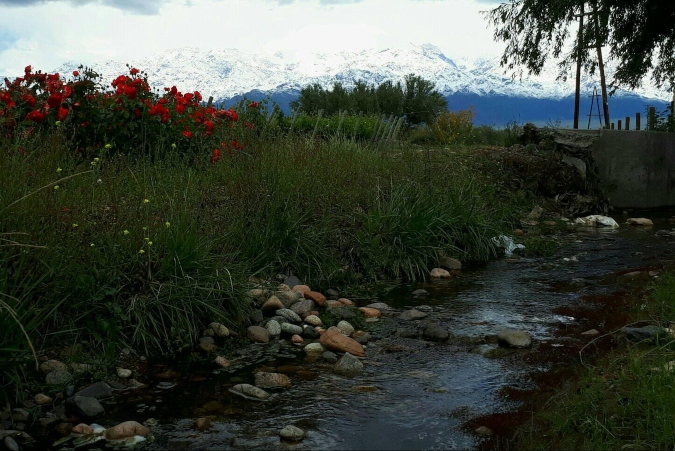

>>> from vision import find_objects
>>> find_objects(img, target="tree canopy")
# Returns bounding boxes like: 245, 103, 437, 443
290, 74, 447, 125
485, 0, 675, 90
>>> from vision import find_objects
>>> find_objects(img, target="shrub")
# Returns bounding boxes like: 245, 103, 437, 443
430, 108, 475, 145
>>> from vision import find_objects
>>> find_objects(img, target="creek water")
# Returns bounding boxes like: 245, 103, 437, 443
52, 212, 675, 451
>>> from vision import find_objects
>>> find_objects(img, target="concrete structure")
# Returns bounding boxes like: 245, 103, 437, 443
591, 130, 675, 208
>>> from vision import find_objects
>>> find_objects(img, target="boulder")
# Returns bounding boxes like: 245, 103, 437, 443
304, 291, 327, 306
254, 372, 291, 389
627, 217, 654, 226
66, 396, 105, 418
439, 257, 462, 271
261, 296, 284, 316
208, 322, 230, 337
333, 352, 364, 376
104, 421, 151, 440
228, 384, 270, 401
279, 425, 306, 441
247, 326, 270, 344
430, 268, 452, 279
423, 323, 449, 341
320, 327, 365, 357
497, 329, 532, 348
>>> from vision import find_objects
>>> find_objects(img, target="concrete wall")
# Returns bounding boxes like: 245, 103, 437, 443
590, 130, 675, 208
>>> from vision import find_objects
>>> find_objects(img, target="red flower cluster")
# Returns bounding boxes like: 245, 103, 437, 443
0, 65, 255, 160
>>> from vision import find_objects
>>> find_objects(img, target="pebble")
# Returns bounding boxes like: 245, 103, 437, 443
34, 393, 52, 405
411, 289, 428, 296
228, 384, 270, 401
337, 320, 355, 336
303, 343, 326, 355
279, 425, 306, 441
45, 369, 72, 385
104, 421, 151, 440
366, 302, 391, 310
302, 326, 319, 339
215, 356, 231, 368
247, 326, 270, 343
39, 359, 67, 374
276, 308, 302, 324
322, 351, 338, 363
581, 329, 600, 336
475, 425, 493, 436
3, 436, 19, 451
208, 322, 230, 338
265, 320, 281, 337
203, 328, 215, 337
291, 334, 304, 344
399, 309, 428, 321
261, 296, 284, 316
497, 329, 532, 348
194, 417, 212, 431
430, 267, 452, 279
116, 367, 132, 378
72, 423, 94, 434
280, 323, 303, 335
254, 372, 291, 389
66, 396, 105, 418
358, 307, 381, 318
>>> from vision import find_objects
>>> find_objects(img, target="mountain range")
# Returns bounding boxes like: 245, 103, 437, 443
44, 44, 674, 127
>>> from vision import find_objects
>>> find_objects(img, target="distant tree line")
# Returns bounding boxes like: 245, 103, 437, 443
290, 73, 448, 126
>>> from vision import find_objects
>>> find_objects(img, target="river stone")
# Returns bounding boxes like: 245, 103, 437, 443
250, 309, 264, 324
270, 315, 288, 325
621, 325, 665, 342
324, 299, 343, 309
291, 334, 304, 344
471, 344, 502, 358
275, 290, 301, 308
581, 328, 600, 336
208, 322, 230, 338
203, 328, 215, 337
423, 323, 449, 341
247, 326, 270, 344
399, 309, 428, 321
627, 217, 654, 226
247, 288, 268, 305
290, 299, 315, 316
475, 426, 493, 436
304, 291, 327, 306
39, 359, 67, 374
215, 356, 231, 368
116, 367, 132, 378
265, 320, 281, 337
72, 423, 94, 434
412, 289, 429, 296
430, 268, 452, 279
301, 326, 319, 339
276, 308, 302, 324
439, 257, 462, 271
293, 284, 311, 295
75, 381, 113, 400
261, 296, 284, 316
320, 327, 365, 357
281, 323, 303, 335
497, 329, 532, 348
283, 275, 301, 289
304, 315, 322, 327
229, 384, 270, 401
337, 320, 355, 336
322, 351, 338, 363
66, 396, 105, 418
45, 369, 72, 385
333, 352, 364, 376
352, 331, 371, 344
104, 421, 151, 440
304, 343, 326, 355
326, 288, 339, 300
358, 307, 381, 318
574, 215, 619, 228
279, 425, 306, 441
338, 298, 355, 306
3, 437, 19, 451
366, 302, 391, 310
254, 372, 291, 389
34, 393, 52, 405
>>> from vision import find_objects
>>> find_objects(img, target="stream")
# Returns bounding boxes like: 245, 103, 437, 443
44, 212, 675, 451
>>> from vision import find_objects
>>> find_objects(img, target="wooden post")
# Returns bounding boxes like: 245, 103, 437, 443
592, 1, 610, 128
206, 96, 213, 108
617, 119, 622, 130
636, 113, 641, 130
648, 106, 656, 131
625, 116, 630, 130
574, 3, 584, 129
311, 109, 323, 141
611, 122, 615, 130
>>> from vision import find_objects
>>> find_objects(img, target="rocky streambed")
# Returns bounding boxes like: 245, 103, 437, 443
4, 211, 675, 451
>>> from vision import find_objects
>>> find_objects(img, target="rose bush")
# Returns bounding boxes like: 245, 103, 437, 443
0, 65, 246, 160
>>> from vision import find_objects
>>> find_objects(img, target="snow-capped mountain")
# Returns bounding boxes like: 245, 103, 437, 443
52, 43, 670, 103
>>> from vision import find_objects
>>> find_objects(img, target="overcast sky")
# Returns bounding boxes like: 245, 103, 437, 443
0, 0, 503, 76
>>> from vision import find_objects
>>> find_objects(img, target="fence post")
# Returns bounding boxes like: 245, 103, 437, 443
611, 122, 615, 130
636, 113, 641, 130
617, 119, 622, 130
311, 109, 323, 141
625, 116, 630, 130
648, 106, 656, 131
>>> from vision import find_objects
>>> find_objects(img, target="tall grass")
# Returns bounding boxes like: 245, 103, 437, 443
0, 130, 529, 397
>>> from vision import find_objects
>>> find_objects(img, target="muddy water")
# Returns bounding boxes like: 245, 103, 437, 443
96, 214, 675, 450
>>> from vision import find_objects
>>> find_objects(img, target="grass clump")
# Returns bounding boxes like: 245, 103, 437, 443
515, 272, 675, 450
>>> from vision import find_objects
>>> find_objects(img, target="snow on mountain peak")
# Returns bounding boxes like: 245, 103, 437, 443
51, 45, 671, 102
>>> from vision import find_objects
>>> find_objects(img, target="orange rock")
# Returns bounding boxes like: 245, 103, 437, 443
304, 291, 327, 306
324, 300, 342, 309
337, 298, 354, 306
104, 421, 151, 440
72, 423, 93, 435
358, 307, 381, 318
293, 285, 311, 295
319, 326, 365, 357
291, 334, 304, 344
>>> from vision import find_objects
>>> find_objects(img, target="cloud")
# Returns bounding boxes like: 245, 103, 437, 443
0, 0, 166, 14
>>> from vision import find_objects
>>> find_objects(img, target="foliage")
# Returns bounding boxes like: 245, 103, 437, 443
647, 103, 675, 132
430, 108, 475, 145
291, 74, 447, 125
485, 0, 675, 90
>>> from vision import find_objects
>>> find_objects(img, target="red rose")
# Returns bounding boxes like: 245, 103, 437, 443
194, 91, 202, 101
24, 65, 32, 75
211, 148, 221, 163
204, 120, 214, 133
72, 70, 80, 77
182, 129, 192, 139
21, 94, 36, 108
248, 101, 259, 109
56, 107, 68, 121
176, 104, 185, 114
25, 110, 45, 122
47, 93, 63, 109
130, 67, 139, 76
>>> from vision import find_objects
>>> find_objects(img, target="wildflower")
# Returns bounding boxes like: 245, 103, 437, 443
53, 185, 59, 190
139, 249, 145, 254
147, 241, 153, 246
104, 143, 112, 149
123, 230, 129, 235
94, 158, 100, 162
144, 237, 150, 241
142, 226, 147, 231
248, 101, 259, 109
165, 221, 170, 228
171, 143, 176, 149
55, 121, 61, 126
143, 199, 150, 204
72, 223, 78, 228
56, 167, 62, 173
90, 243, 95, 247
